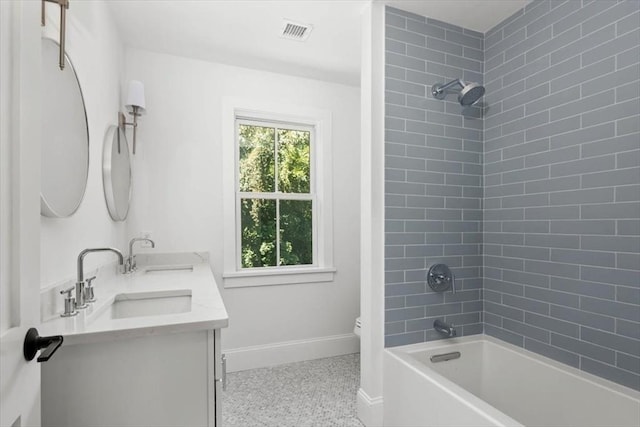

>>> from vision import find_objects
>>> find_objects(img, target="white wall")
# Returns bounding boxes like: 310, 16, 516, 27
40, 1, 127, 288
124, 48, 361, 362
358, 2, 386, 425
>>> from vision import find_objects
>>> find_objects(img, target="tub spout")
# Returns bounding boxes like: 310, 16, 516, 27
434, 319, 457, 338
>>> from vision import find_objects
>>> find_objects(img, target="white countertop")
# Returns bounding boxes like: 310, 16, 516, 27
39, 258, 229, 346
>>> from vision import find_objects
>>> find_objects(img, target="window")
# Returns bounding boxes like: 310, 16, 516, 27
237, 120, 314, 268
222, 100, 335, 288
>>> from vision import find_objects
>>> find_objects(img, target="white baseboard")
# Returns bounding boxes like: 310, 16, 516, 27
223, 333, 360, 372
357, 388, 384, 427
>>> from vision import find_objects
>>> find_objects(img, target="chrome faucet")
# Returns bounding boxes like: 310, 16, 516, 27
76, 248, 124, 308
125, 237, 155, 273
434, 319, 457, 338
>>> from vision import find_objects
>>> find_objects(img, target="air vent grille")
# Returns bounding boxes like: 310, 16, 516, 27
281, 20, 312, 41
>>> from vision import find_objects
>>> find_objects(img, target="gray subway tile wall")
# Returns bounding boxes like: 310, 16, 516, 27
384, 6, 485, 347
483, 0, 639, 391
384, 0, 640, 391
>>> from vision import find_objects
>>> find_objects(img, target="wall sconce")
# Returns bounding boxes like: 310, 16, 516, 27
119, 80, 146, 155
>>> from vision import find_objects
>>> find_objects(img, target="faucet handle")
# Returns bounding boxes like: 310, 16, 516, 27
85, 276, 97, 303
59, 285, 75, 297
59, 286, 78, 317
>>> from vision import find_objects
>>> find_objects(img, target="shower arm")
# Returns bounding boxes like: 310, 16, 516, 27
433, 79, 465, 95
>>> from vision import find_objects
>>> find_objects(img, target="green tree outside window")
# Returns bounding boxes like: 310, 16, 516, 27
238, 123, 313, 268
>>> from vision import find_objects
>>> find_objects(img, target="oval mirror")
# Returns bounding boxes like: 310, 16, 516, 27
102, 125, 132, 221
40, 38, 90, 217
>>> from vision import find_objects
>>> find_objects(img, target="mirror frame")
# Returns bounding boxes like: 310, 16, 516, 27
102, 125, 132, 221
40, 38, 90, 218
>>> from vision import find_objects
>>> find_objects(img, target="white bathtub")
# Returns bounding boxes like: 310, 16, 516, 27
383, 335, 640, 427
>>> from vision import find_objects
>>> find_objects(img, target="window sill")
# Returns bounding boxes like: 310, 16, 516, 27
222, 266, 336, 288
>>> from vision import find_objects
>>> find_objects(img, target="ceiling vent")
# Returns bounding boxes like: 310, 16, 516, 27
280, 20, 313, 41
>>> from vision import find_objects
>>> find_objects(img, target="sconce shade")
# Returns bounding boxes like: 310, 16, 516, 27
125, 80, 146, 114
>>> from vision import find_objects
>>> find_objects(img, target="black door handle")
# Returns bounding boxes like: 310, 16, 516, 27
23, 327, 63, 362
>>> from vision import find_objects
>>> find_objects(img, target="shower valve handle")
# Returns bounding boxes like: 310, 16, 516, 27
427, 264, 456, 294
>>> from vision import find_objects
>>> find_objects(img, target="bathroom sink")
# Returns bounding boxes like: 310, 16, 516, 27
144, 265, 194, 274
108, 290, 192, 319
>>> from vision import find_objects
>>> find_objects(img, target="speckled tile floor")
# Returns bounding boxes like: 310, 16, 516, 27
222, 353, 364, 427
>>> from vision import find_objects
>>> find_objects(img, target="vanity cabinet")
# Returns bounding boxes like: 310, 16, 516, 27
42, 329, 223, 427
38, 256, 228, 427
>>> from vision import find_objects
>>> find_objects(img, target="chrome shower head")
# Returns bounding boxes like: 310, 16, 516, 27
458, 82, 485, 106
432, 79, 485, 106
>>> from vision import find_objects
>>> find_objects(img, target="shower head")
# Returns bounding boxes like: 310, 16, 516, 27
458, 82, 485, 106
432, 79, 485, 106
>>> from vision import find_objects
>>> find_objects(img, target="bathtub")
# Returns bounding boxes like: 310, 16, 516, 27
383, 335, 640, 427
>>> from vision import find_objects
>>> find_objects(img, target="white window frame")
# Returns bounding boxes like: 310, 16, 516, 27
222, 98, 335, 288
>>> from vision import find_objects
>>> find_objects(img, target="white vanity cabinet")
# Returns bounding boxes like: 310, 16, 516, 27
42, 328, 223, 427
38, 258, 228, 427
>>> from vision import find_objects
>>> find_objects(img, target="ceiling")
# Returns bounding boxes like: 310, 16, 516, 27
106, 0, 367, 86
388, 1, 532, 34
107, 0, 531, 86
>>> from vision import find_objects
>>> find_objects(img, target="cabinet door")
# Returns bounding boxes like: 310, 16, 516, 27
213, 329, 223, 427
43, 331, 211, 426
207, 329, 223, 427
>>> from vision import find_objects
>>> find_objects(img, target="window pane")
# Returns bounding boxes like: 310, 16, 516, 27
279, 200, 313, 266
239, 125, 275, 192
241, 198, 276, 268
277, 128, 310, 194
